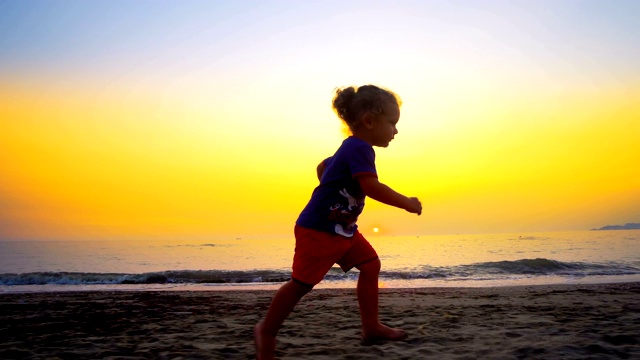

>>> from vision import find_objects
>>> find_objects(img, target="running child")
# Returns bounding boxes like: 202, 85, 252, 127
255, 85, 422, 359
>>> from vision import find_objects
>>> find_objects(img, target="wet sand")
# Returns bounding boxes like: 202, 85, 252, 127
1, 282, 639, 359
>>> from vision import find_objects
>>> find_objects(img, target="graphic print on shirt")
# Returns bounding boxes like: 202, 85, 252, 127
328, 188, 364, 237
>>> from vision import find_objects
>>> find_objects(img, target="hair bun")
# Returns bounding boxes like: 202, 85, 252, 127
332, 87, 357, 124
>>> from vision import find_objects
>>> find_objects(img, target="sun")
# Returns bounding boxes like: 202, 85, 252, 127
373, 227, 379, 233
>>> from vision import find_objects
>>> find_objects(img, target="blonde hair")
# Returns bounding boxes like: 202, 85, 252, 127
332, 85, 401, 132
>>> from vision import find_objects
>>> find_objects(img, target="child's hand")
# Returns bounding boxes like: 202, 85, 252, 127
406, 197, 422, 215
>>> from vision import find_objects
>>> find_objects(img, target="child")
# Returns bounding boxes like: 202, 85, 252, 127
254, 85, 422, 359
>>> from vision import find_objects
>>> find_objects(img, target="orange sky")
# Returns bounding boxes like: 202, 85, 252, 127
1, 1, 639, 240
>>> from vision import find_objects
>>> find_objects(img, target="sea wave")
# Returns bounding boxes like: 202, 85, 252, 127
1, 258, 639, 286
0, 270, 292, 286
410, 258, 640, 279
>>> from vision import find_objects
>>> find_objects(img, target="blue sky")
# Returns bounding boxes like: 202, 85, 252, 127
2, 0, 639, 86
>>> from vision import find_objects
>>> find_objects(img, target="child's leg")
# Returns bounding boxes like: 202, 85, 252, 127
356, 259, 407, 341
254, 279, 313, 360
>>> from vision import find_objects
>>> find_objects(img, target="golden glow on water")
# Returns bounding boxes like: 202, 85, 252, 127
2, 231, 638, 283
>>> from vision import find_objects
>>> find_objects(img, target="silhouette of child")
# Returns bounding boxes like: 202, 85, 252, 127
255, 85, 422, 359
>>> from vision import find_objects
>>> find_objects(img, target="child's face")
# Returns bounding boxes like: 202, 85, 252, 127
370, 102, 400, 147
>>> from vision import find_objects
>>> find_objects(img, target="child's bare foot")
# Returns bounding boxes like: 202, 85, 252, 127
361, 323, 408, 344
254, 322, 276, 360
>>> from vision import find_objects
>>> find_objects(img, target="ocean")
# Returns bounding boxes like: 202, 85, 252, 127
1, 230, 639, 293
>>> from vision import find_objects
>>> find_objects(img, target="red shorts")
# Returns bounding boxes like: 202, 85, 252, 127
292, 225, 379, 286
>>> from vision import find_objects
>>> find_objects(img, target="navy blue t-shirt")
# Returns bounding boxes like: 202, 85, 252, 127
296, 136, 377, 237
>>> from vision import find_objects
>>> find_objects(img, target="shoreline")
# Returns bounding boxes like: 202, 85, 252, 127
3, 274, 640, 294
1, 282, 639, 359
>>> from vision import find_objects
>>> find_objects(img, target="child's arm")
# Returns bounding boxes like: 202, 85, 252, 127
316, 157, 331, 181
358, 176, 422, 215
316, 161, 326, 181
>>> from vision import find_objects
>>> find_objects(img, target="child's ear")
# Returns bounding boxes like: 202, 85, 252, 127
361, 112, 375, 129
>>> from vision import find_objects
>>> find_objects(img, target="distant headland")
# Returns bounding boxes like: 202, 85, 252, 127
592, 223, 640, 231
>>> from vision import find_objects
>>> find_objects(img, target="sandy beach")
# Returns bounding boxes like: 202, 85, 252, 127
1, 282, 639, 359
